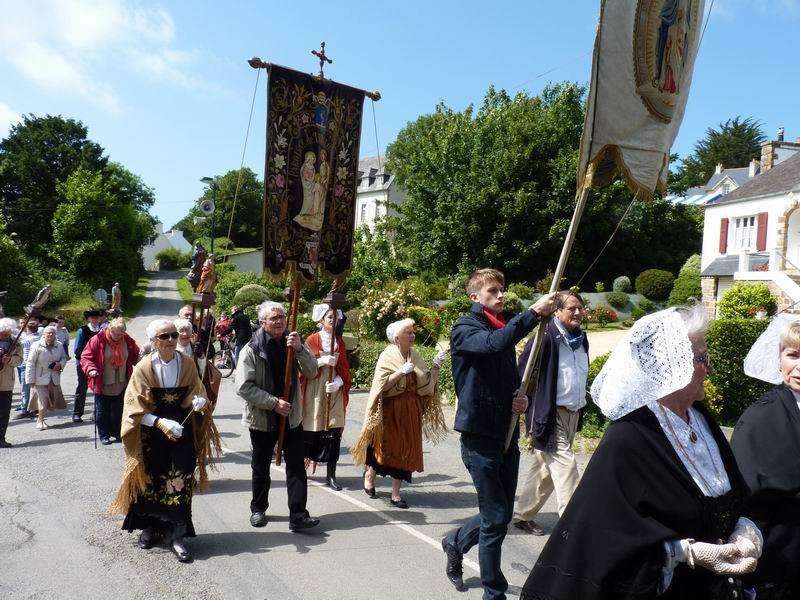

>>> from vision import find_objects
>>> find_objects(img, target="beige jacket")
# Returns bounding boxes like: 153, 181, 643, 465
0, 341, 23, 391
25, 341, 67, 386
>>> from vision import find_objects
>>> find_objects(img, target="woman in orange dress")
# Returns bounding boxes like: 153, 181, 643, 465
352, 318, 447, 508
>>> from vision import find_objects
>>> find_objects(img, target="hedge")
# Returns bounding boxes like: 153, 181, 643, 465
350, 340, 455, 403
706, 318, 770, 424
635, 269, 675, 301
605, 291, 630, 309
717, 282, 777, 319
668, 269, 701, 306
612, 276, 632, 293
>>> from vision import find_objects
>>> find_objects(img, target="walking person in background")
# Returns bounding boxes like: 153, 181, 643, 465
81, 317, 139, 445
111, 282, 122, 311
225, 305, 252, 366
15, 317, 42, 419
512, 290, 589, 536
72, 309, 102, 423
0, 318, 24, 447
300, 304, 353, 490
442, 268, 556, 599
26, 325, 68, 430
55, 315, 70, 359
352, 318, 447, 508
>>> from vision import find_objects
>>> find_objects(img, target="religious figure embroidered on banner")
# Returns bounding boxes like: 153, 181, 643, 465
634, 0, 701, 122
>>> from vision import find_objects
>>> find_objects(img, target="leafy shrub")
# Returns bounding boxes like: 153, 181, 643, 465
440, 296, 472, 333
582, 352, 611, 438
349, 340, 455, 403
427, 280, 449, 301
48, 278, 92, 307
344, 309, 360, 332
233, 284, 271, 312
215, 262, 236, 278
216, 271, 282, 313
680, 254, 701, 275
359, 284, 422, 341
668, 269, 701, 306
631, 307, 646, 320
638, 298, 656, 313
408, 305, 443, 347
703, 379, 724, 421
588, 306, 618, 327
635, 269, 675, 301
295, 313, 318, 338
503, 291, 522, 312
612, 276, 631, 293
707, 318, 770, 424
507, 283, 534, 299
179, 251, 192, 269
402, 276, 434, 302
156, 248, 183, 270
447, 273, 470, 299
621, 319, 635, 328
594, 282, 605, 292
535, 270, 563, 294
717, 282, 777, 319
605, 291, 630, 309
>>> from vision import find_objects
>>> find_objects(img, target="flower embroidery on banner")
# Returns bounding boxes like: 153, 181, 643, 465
336, 166, 348, 181
274, 154, 286, 170
275, 174, 286, 189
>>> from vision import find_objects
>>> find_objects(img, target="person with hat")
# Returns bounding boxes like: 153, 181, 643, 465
72, 309, 102, 423
300, 303, 352, 490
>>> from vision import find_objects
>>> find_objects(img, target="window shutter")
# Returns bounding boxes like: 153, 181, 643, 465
719, 218, 729, 253
756, 212, 768, 251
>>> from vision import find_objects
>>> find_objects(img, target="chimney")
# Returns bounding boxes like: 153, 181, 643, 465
748, 159, 759, 178
715, 163, 723, 174
778, 127, 785, 142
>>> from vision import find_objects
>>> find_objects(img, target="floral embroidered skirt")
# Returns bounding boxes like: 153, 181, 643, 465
123, 392, 196, 537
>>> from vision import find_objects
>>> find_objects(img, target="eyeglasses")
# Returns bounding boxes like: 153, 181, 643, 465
156, 332, 180, 341
263, 315, 287, 323
694, 352, 713, 372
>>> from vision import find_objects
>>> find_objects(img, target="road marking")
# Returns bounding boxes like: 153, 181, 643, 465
220, 445, 480, 573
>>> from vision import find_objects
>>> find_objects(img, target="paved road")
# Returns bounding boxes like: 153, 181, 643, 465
1, 272, 592, 600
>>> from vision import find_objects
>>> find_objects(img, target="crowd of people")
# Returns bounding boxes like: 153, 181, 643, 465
0, 266, 798, 598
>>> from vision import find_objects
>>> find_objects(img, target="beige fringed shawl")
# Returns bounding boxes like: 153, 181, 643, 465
110, 354, 221, 514
351, 344, 447, 466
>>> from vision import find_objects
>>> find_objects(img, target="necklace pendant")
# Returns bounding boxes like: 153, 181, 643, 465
689, 431, 698, 443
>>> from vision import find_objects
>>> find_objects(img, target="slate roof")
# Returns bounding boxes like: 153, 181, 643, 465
357, 156, 394, 190
700, 253, 769, 277
706, 166, 754, 190
713, 153, 800, 205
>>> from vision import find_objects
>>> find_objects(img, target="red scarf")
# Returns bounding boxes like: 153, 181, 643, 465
482, 308, 507, 330
105, 328, 125, 369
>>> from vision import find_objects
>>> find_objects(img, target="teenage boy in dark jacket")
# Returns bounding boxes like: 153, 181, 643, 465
442, 268, 556, 600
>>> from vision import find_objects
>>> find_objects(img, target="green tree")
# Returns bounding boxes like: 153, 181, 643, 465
387, 84, 702, 284
673, 116, 766, 189
347, 224, 407, 295
0, 114, 107, 261
172, 168, 263, 249
50, 168, 151, 294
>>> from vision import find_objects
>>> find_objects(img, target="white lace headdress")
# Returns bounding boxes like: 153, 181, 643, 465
743, 314, 799, 384
591, 308, 695, 420
311, 303, 343, 323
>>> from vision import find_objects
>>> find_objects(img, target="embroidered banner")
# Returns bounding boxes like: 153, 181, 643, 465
577, 0, 705, 197
263, 64, 366, 281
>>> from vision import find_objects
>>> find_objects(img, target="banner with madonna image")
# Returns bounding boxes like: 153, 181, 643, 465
263, 64, 366, 282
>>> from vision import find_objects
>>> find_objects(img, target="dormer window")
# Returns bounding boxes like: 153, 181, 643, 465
722, 181, 732, 195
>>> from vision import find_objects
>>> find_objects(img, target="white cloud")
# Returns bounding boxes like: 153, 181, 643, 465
0, 0, 204, 115
0, 102, 21, 138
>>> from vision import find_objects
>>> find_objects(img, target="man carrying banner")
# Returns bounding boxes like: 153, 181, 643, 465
234, 301, 320, 532
442, 268, 555, 599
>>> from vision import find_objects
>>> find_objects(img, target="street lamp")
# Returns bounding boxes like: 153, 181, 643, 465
199, 177, 217, 255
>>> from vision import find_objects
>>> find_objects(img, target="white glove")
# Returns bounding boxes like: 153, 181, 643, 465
318, 354, 337, 367
325, 376, 343, 394
191, 395, 208, 412
433, 351, 447, 368
156, 418, 183, 441
400, 361, 415, 375
727, 518, 763, 559
141, 413, 157, 427
688, 540, 758, 575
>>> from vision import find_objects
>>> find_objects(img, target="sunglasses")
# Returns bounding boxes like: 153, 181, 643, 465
156, 331, 180, 341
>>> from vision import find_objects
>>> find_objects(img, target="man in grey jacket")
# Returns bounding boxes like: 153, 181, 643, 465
234, 301, 320, 532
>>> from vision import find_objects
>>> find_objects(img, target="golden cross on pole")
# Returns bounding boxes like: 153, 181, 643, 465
311, 41, 333, 78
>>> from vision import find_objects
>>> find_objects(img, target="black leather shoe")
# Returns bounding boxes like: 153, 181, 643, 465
442, 536, 465, 591
72, 415, 83, 423
0, 440, 12, 449
364, 486, 376, 498
172, 541, 193, 563
100, 437, 112, 445
250, 512, 267, 528
514, 519, 545, 536
138, 530, 154, 550
326, 476, 343, 491
289, 516, 320, 532
390, 498, 409, 509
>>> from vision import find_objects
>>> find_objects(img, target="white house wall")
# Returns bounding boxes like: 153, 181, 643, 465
701, 193, 790, 269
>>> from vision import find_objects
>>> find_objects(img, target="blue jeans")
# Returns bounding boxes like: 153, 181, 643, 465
446, 432, 521, 600
17, 366, 30, 412
96, 392, 123, 440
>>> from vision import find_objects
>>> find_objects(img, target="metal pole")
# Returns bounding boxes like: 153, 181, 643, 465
211, 183, 216, 256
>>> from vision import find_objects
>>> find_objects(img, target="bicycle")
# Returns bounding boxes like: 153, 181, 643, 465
214, 336, 236, 378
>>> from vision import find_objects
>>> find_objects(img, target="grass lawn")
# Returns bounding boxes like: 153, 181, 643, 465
125, 273, 151, 317
176, 277, 194, 303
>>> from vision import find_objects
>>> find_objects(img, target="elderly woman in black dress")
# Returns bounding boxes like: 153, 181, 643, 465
521, 306, 762, 600
110, 318, 219, 563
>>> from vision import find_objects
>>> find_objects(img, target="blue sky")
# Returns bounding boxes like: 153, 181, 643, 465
1, 0, 798, 231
